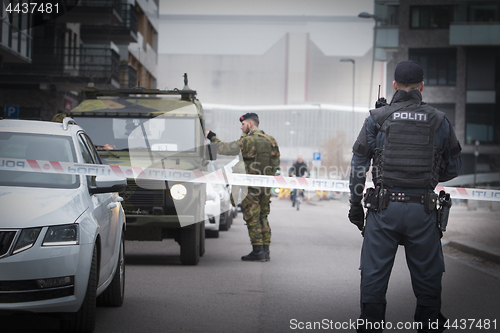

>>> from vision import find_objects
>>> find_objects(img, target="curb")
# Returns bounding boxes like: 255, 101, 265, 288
445, 240, 500, 264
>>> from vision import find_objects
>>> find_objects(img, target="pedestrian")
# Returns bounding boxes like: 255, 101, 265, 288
207, 113, 280, 262
289, 155, 309, 207
348, 60, 462, 333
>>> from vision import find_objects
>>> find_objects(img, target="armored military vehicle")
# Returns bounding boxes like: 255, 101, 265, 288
69, 77, 214, 265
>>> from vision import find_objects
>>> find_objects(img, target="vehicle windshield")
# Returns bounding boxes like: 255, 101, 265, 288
74, 117, 197, 153
0, 132, 79, 188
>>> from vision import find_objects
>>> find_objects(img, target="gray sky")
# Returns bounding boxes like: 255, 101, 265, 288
158, 0, 375, 57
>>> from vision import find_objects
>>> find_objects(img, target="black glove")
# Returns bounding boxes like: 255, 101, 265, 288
348, 201, 364, 231
207, 131, 216, 141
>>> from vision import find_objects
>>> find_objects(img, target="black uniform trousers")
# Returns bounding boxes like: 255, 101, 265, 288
358, 199, 447, 333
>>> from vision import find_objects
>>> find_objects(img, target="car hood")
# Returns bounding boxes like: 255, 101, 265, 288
0, 186, 88, 229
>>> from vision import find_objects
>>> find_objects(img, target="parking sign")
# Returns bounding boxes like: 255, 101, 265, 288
5, 105, 19, 118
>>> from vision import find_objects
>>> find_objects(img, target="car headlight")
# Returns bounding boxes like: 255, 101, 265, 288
13, 227, 42, 254
170, 184, 187, 200
43, 224, 79, 246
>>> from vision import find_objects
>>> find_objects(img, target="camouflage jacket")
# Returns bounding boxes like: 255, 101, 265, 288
210, 128, 280, 175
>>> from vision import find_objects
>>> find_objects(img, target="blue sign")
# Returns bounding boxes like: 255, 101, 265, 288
313, 152, 321, 161
5, 105, 19, 118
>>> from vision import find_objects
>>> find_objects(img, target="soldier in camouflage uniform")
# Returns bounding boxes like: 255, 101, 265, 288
207, 113, 280, 262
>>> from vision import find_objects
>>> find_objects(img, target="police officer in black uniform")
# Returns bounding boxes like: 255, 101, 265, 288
348, 60, 462, 333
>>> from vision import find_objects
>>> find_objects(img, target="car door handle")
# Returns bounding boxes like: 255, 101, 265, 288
108, 202, 118, 209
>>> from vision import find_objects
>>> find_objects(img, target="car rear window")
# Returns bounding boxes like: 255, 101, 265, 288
0, 132, 79, 188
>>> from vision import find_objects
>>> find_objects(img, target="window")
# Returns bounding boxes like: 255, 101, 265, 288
410, 6, 454, 29
468, 5, 498, 23
466, 105, 499, 145
410, 49, 456, 86
0, 133, 78, 188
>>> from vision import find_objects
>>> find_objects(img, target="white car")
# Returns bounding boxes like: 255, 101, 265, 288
204, 181, 221, 238
0, 118, 126, 333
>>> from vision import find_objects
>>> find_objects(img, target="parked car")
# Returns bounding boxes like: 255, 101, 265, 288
205, 181, 221, 238
0, 118, 126, 333
204, 160, 235, 237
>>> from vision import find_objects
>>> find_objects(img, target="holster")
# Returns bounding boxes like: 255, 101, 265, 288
437, 190, 452, 232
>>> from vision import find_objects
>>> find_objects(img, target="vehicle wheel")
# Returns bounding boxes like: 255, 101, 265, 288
199, 221, 205, 257
97, 232, 125, 307
180, 222, 200, 265
219, 211, 229, 231
205, 229, 219, 238
232, 206, 238, 218
60, 244, 98, 333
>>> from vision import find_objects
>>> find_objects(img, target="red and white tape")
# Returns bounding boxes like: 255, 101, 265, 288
1, 157, 499, 202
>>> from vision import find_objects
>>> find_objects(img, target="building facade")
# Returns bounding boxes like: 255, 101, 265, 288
375, 0, 500, 179
0, 0, 159, 121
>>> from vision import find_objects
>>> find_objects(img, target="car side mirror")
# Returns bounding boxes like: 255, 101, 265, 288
89, 175, 127, 194
206, 143, 217, 161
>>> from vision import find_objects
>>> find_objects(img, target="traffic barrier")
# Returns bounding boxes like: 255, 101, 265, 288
1, 157, 499, 202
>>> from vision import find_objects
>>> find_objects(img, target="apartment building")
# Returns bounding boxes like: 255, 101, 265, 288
374, 0, 500, 178
0, 0, 158, 120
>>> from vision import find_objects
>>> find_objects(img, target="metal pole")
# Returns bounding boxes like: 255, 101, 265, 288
352, 60, 355, 133
358, 12, 378, 108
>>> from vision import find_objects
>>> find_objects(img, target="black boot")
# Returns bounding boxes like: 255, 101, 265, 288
263, 245, 270, 261
241, 245, 265, 261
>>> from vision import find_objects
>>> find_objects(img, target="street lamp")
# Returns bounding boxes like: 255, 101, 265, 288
340, 58, 355, 136
358, 12, 378, 108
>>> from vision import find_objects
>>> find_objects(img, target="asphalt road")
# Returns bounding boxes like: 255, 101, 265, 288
3, 198, 500, 332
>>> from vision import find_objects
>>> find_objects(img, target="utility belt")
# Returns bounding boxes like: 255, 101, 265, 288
363, 186, 438, 214
363, 186, 452, 232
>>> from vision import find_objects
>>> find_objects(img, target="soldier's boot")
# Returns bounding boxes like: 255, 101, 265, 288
263, 245, 270, 261
241, 245, 265, 262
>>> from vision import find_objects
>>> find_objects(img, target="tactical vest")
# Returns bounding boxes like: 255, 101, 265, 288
244, 130, 280, 176
371, 102, 446, 189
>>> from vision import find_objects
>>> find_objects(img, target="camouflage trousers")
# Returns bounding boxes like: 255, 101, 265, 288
241, 186, 272, 246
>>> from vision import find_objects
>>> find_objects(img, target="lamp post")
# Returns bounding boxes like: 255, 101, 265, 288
358, 12, 378, 108
340, 58, 355, 135
474, 140, 480, 187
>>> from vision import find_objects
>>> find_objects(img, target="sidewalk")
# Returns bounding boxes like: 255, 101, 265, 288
442, 204, 500, 264
303, 197, 500, 264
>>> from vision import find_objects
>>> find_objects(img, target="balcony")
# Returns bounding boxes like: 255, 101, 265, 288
450, 23, 500, 46
0, 45, 120, 88
57, 0, 122, 25
80, 4, 138, 45
376, 26, 399, 49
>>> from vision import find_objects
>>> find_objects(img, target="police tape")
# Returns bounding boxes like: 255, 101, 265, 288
1, 157, 500, 202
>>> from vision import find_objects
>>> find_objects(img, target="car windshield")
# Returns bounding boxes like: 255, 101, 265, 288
74, 117, 197, 152
0, 132, 79, 188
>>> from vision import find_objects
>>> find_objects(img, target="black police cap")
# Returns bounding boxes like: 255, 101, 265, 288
240, 112, 259, 122
394, 60, 424, 84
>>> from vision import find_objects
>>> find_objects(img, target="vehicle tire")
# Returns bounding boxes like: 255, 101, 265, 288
60, 244, 98, 333
232, 206, 238, 218
219, 211, 229, 231
97, 232, 125, 307
205, 229, 219, 238
180, 222, 200, 265
199, 221, 205, 257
